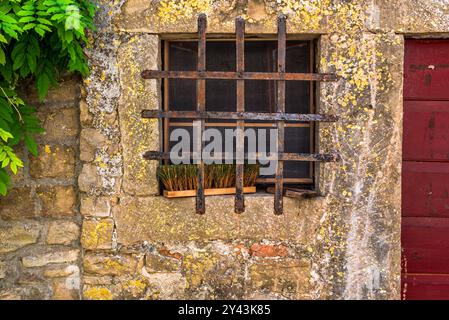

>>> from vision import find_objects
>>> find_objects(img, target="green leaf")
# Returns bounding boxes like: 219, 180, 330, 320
0, 12, 17, 24
9, 161, 16, 174
17, 10, 35, 17
12, 53, 25, 70
34, 26, 45, 37
0, 128, 13, 142
2, 26, 18, 39
2, 157, 10, 168
18, 16, 35, 23
24, 134, 37, 156
0, 48, 5, 65
26, 52, 36, 72
36, 72, 50, 101
22, 23, 36, 30
0, 34, 7, 44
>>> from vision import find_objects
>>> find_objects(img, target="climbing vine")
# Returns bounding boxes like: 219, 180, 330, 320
0, 0, 96, 195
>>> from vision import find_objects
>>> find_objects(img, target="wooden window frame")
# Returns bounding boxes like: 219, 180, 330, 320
141, 14, 338, 215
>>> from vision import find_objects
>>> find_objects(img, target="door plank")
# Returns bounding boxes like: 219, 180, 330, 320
402, 162, 449, 217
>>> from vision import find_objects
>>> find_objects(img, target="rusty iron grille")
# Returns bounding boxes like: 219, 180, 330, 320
141, 14, 339, 215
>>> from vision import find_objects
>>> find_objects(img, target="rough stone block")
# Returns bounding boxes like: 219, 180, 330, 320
30, 145, 76, 179
46, 221, 80, 245
83, 285, 113, 300
44, 265, 80, 278
83, 275, 113, 285
248, 259, 311, 299
80, 196, 112, 217
117, 35, 160, 196
79, 128, 106, 162
22, 249, 79, 268
78, 164, 101, 192
0, 187, 37, 220
141, 272, 186, 300
114, 195, 324, 244
81, 218, 114, 250
0, 260, 7, 279
38, 108, 79, 142
52, 280, 79, 300
145, 253, 180, 273
83, 253, 139, 276
26, 76, 80, 105
79, 100, 93, 126
249, 243, 289, 258
0, 222, 40, 254
36, 185, 76, 217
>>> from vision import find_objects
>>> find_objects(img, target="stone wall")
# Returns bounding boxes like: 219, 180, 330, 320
0, 77, 82, 299
2, 0, 449, 300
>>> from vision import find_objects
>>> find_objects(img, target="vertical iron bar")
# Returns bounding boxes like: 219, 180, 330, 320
196, 14, 207, 214
235, 17, 245, 214
274, 14, 286, 215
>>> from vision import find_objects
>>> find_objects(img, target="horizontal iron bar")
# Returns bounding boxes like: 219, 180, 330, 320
141, 70, 337, 82
143, 151, 340, 162
141, 110, 338, 122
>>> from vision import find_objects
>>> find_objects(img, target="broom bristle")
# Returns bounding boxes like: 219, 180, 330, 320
158, 163, 259, 191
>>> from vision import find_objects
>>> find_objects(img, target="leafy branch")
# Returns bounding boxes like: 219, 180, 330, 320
0, 0, 97, 195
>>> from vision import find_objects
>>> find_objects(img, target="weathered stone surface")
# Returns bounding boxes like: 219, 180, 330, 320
46, 221, 80, 245
22, 249, 79, 268
81, 218, 114, 250
26, 76, 80, 105
80, 128, 106, 162
80, 195, 112, 217
249, 243, 289, 258
78, 164, 101, 192
79, 99, 93, 126
248, 259, 311, 299
38, 108, 79, 142
145, 253, 180, 273
52, 280, 79, 300
83, 275, 113, 285
36, 186, 76, 217
114, 195, 323, 244
83, 253, 139, 276
83, 286, 113, 300
0, 187, 36, 220
0, 260, 7, 279
117, 34, 159, 196
0, 0, 419, 301
44, 265, 80, 278
29, 145, 76, 179
114, 0, 334, 34
0, 222, 40, 254
142, 272, 187, 300
114, 276, 149, 299
51, 267, 80, 300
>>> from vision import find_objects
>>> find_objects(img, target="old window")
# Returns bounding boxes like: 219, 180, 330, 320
163, 39, 314, 184
141, 15, 338, 215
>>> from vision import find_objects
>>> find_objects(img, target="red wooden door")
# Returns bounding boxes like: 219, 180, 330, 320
402, 40, 449, 300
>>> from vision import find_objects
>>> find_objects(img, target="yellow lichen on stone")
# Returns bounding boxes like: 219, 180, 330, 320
158, 0, 212, 23
83, 286, 113, 300
182, 252, 217, 288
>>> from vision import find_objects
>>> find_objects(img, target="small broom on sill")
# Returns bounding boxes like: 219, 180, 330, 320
157, 164, 259, 197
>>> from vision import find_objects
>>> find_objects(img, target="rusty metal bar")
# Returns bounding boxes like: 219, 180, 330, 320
143, 151, 340, 162
196, 14, 207, 215
141, 110, 338, 122
141, 70, 337, 82
274, 15, 286, 215
235, 17, 245, 214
